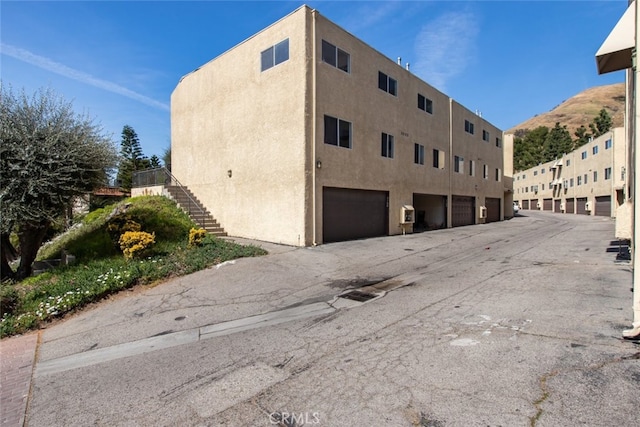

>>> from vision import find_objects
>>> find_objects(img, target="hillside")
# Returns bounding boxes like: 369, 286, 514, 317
507, 83, 625, 134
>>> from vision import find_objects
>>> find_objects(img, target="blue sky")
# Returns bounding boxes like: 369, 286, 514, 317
1, 1, 628, 160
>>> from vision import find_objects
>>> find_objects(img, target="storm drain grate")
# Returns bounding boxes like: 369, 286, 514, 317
338, 290, 378, 302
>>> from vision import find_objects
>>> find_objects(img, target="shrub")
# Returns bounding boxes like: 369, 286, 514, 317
189, 228, 208, 247
0, 283, 19, 316
119, 231, 156, 259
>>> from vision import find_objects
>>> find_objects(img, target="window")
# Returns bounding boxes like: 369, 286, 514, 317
482, 130, 490, 142
483, 164, 489, 179
581, 151, 587, 160
417, 94, 433, 114
570, 178, 574, 187
605, 167, 612, 180
469, 160, 475, 176
592, 145, 599, 155
541, 184, 545, 190
378, 71, 397, 96
566, 159, 571, 166
464, 120, 475, 135
381, 133, 394, 158
541, 168, 545, 174
534, 170, 538, 176
324, 115, 351, 148
584, 174, 588, 184
495, 168, 501, 182
414, 144, 425, 165
454, 155, 464, 174
593, 171, 598, 182
496, 137, 502, 148
261, 39, 289, 71
577, 176, 582, 186
321, 40, 350, 73
433, 149, 444, 169
605, 139, 612, 149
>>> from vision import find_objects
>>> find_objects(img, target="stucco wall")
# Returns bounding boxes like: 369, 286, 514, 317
172, 7, 312, 246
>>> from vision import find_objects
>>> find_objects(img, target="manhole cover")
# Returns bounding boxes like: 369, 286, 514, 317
338, 290, 378, 302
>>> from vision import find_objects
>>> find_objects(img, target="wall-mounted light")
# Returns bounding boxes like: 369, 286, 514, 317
227, 170, 232, 178
316, 160, 322, 169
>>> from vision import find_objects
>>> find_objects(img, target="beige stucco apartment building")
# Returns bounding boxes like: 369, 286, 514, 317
512, 127, 626, 217
171, 5, 507, 246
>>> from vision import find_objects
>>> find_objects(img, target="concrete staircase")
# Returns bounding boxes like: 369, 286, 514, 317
165, 185, 227, 237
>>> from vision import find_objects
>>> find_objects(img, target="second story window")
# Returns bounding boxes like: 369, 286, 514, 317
378, 71, 397, 96
321, 40, 350, 73
381, 133, 394, 158
324, 115, 351, 149
414, 144, 425, 165
261, 38, 289, 72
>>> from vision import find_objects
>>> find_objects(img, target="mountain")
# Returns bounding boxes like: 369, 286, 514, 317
506, 83, 625, 135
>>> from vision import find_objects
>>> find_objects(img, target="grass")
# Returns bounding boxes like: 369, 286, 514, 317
1, 196, 267, 338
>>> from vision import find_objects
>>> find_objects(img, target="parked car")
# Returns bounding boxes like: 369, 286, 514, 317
513, 202, 520, 215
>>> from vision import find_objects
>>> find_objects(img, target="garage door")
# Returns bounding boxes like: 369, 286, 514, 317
485, 198, 501, 223
530, 199, 538, 210
452, 195, 475, 227
576, 197, 588, 215
554, 199, 561, 213
566, 198, 575, 213
595, 196, 611, 217
522, 200, 530, 210
323, 187, 388, 243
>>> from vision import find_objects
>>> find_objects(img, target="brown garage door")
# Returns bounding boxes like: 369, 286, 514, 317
566, 198, 575, 213
530, 199, 538, 210
554, 199, 561, 213
576, 197, 588, 215
323, 187, 388, 243
522, 200, 530, 210
595, 196, 611, 216
485, 198, 500, 223
452, 195, 475, 227
543, 198, 552, 211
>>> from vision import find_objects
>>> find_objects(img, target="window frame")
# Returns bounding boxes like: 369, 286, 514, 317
414, 143, 425, 165
260, 38, 289, 72
324, 115, 352, 149
321, 40, 350, 73
464, 120, 475, 135
417, 94, 433, 114
381, 132, 395, 158
378, 71, 397, 96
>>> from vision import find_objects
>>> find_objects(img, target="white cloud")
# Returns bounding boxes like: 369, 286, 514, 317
338, 0, 402, 34
0, 43, 170, 112
412, 10, 479, 92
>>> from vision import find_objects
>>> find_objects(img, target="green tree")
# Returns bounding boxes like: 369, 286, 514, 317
162, 147, 171, 171
149, 155, 161, 168
0, 84, 118, 280
543, 122, 572, 162
589, 108, 612, 138
574, 125, 592, 148
117, 125, 148, 190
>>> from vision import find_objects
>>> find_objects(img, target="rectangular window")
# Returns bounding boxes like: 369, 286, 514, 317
454, 155, 464, 174
381, 133, 394, 158
496, 137, 502, 148
605, 139, 612, 149
321, 40, 350, 73
261, 38, 289, 72
495, 168, 501, 182
483, 164, 489, 179
469, 160, 475, 176
566, 159, 571, 166
542, 184, 545, 190
570, 178, 574, 187
482, 130, 490, 142
584, 174, 588, 184
414, 144, 425, 165
417, 94, 433, 114
581, 151, 587, 160
378, 71, 397, 96
534, 170, 538, 176
577, 176, 582, 186
324, 115, 351, 148
464, 120, 475, 135
541, 168, 545, 174
592, 145, 599, 155
593, 171, 598, 182
605, 167, 612, 180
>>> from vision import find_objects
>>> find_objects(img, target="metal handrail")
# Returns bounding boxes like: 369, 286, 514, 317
132, 167, 207, 229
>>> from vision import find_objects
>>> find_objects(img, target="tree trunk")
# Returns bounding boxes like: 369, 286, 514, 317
0, 233, 17, 281
16, 221, 50, 281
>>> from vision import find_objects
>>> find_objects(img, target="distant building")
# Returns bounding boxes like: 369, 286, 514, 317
511, 128, 626, 217
169, 5, 508, 246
